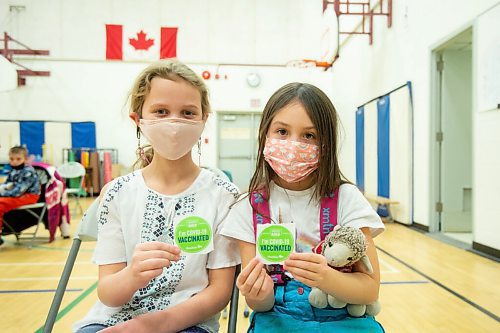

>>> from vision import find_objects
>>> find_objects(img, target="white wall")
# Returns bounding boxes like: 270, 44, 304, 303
0, 0, 322, 64
0, 61, 335, 171
0, 0, 333, 170
327, 0, 499, 250
1, 0, 499, 251
474, 2, 500, 251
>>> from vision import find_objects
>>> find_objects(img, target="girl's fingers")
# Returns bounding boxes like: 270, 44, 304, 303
288, 252, 324, 264
138, 258, 171, 272
136, 250, 180, 262
285, 265, 318, 281
237, 258, 261, 285
142, 268, 164, 280
135, 242, 181, 255
261, 274, 275, 294
291, 274, 316, 287
237, 259, 266, 293
248, 268, 267, 297
284, 259, 321, 274
238, 264, 265, 293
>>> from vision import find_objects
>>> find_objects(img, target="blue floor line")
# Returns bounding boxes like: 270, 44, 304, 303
2, 239, 93, 252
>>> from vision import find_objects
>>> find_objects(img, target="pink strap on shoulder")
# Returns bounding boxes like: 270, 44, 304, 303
319, 188, 339, 241
251, 190, 271, 238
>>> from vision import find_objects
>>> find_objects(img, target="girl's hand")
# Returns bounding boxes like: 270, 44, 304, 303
128, 241, 181, 290
284, 252, 329, 288
236, 257, 274, 302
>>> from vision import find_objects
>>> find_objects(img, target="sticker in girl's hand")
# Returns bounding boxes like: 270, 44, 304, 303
174, 216, 213, 254
256, 223, 295, 264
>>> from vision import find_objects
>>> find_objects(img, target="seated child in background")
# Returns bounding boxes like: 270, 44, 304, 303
0, 146, 41, 245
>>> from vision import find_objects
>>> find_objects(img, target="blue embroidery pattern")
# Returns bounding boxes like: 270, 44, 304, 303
105, 189, 186, 326
214, 177, 239, 199
175, 194, 195, 216
98, 173, 135, 226
98, 170, 237, 326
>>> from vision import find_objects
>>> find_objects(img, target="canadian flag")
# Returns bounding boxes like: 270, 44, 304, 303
105, 24, 178, 60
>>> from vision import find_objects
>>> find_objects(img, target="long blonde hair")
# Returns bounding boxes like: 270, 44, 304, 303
129, 60, 210, 168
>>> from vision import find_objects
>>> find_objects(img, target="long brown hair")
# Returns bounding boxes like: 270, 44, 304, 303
129, 60, 210, 168
248, 82, 348, 202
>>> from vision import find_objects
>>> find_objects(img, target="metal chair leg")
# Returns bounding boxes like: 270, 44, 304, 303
228, 265, 241, 333
27, 205, 47, 248
43, 238, 82, 333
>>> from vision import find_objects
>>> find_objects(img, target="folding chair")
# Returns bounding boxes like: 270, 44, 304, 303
2, 166, 50, 247
42, 199, 241, 333
57, 161, 86, 215
43, 198, 98, 333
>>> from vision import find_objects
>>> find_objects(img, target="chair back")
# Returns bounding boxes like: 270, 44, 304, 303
57, 161, 86, 192
75, 198, 99, 241
57, 162, 86, 179
34, 166, 51, 186
33, 165, 52, 204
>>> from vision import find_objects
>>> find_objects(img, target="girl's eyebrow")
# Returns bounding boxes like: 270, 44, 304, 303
182, 104, 200, 110
273, 121, 316, 131
149, 103, 200, 110
149, 103, 169, 108
272, 121, 290, 127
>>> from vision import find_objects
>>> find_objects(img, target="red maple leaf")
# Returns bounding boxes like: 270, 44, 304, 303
129, 30, 155, 50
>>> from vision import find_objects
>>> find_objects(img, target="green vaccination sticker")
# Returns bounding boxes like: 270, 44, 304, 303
257, 224, 295, 263
174, 216, 212, 254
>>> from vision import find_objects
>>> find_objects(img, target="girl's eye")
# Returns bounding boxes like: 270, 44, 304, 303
156, 109, 168, 115
183, 110, 196, 117
277, 129, 287, 136
304, 133, 316, 140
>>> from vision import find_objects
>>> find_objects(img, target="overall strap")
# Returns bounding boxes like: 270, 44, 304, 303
319, 187, 340, 240
251, 189, 285, 284
251, 190, 270, 238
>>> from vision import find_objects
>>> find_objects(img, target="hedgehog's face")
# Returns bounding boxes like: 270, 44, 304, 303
323, 242, 355, 267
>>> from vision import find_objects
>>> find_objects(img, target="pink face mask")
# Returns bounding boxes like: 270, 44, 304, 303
139, 118, 205, 161
263, 138, 319, 183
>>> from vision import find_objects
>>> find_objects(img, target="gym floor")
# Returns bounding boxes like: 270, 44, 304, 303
1, 198, 499, 333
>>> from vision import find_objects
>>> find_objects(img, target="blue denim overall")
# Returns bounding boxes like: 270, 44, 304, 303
249, 189, 385, 333
248, 280, 384, 333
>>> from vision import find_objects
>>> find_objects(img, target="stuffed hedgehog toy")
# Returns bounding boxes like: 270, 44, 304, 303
308, 225, 381, 317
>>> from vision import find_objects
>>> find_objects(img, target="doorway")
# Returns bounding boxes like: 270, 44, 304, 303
217, 112, 261, 191
432, 28, 473, 244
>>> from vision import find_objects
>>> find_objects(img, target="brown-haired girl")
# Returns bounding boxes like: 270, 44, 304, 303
221, 82, 385, 332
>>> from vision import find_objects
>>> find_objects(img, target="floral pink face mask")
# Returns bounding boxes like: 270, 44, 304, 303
263, 138, 319, 183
